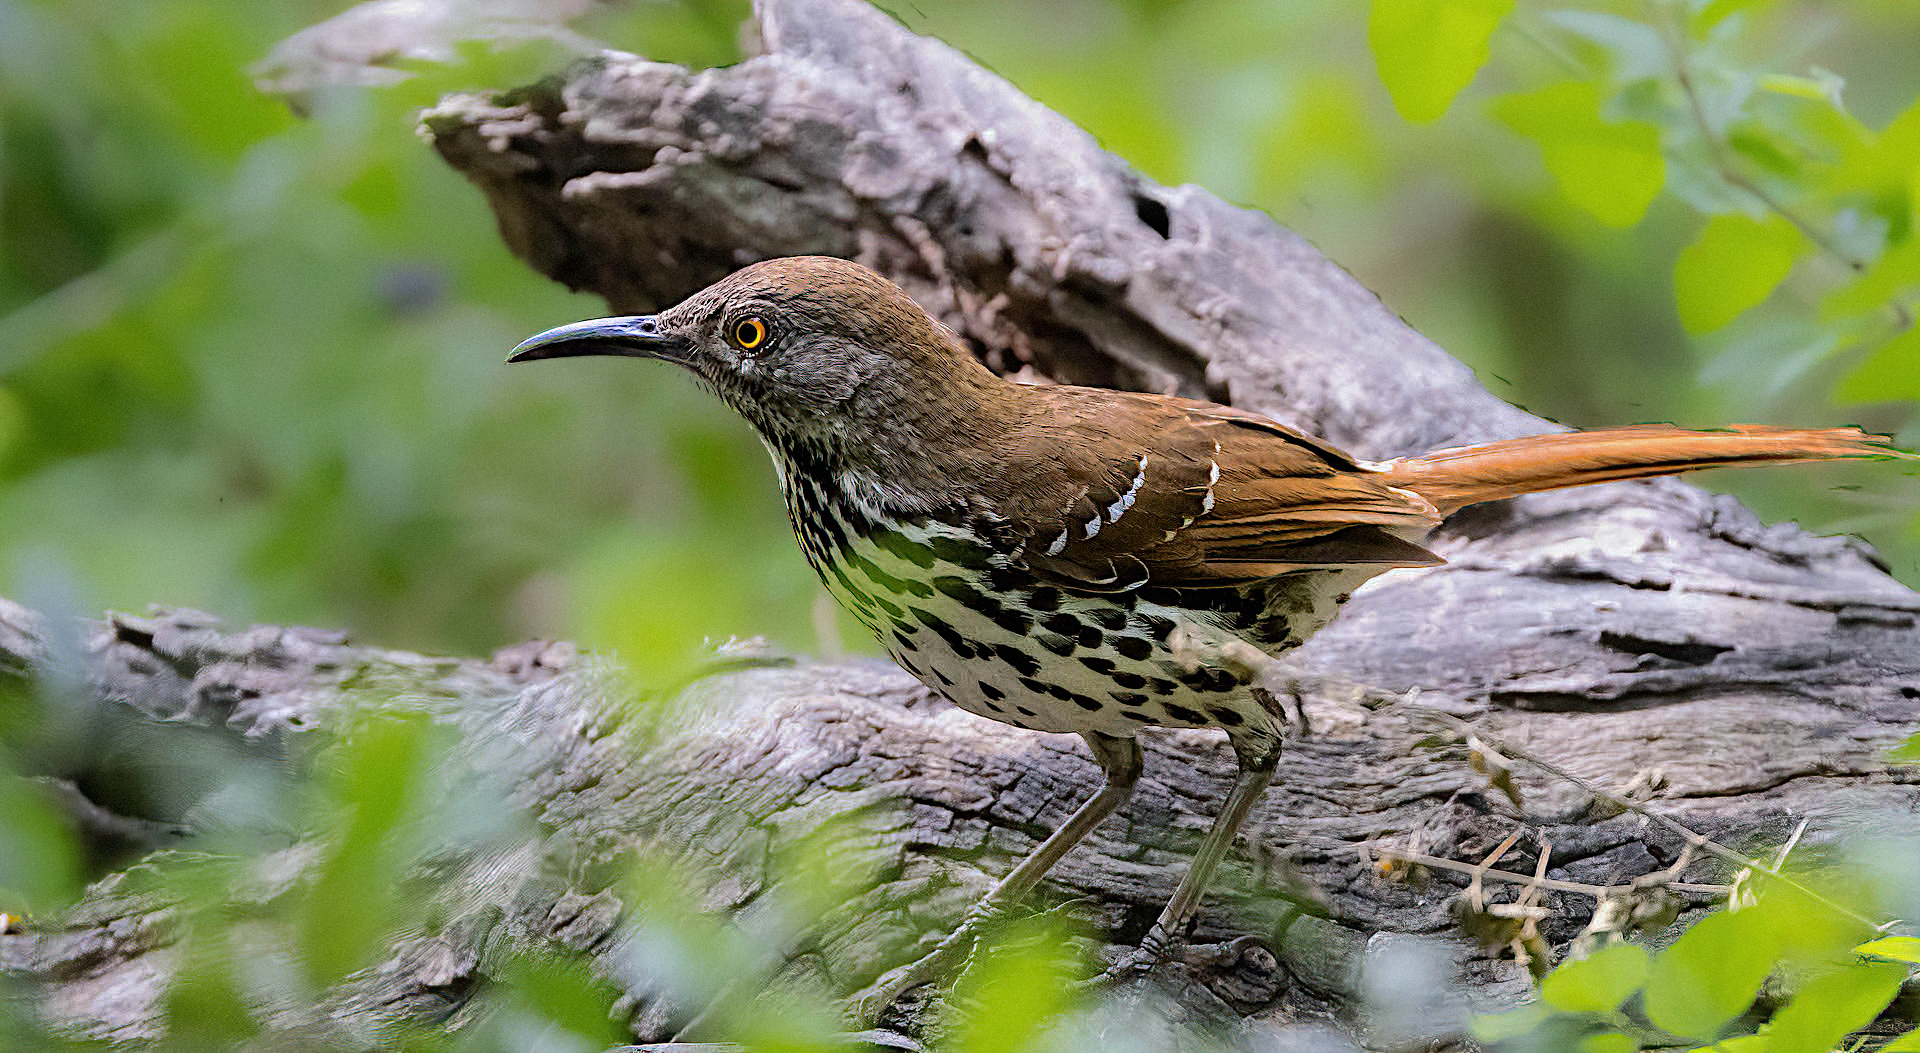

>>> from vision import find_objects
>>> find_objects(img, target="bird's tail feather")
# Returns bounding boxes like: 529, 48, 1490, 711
1381, 424, 1912, 516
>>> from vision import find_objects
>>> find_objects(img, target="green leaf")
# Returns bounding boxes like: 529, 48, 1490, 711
1494, 81, 1666, 227
1855, 935, 1920, 964
1758, 71, 1843, 105
1369, 0, 1516, 124
298, 711, 435, 988
502, 954, 624, 1049
0, 774, 81, 914
1542, 942, 1651, 1013
1693, 0, 1776, 34
1822, 234, 1920, 320
1835, 325, 1920, 405
1761, 961, 1906, 1053
1580, 1031, 1639, 1053
1674, 214, 1805, 334
1643, 907, 1785, 1040
1883, 1027, 1920, 1052
947, 915, 1080, 1053
1692, 1037, 1769, 1053
1469, 1001, 1552, 1044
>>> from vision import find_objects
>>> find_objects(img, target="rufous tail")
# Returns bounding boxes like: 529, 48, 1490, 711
1381, 424, 1912, 517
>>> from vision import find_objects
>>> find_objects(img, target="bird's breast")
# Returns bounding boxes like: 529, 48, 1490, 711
775, 462, 1347, 750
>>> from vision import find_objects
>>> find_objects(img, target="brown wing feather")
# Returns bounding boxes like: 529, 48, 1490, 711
993, 390, 1442, 591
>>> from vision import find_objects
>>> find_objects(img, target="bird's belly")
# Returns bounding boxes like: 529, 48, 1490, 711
803, 518, 1368, 744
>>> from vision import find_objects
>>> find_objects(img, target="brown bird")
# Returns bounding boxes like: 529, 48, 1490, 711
510, 255, 1907, 1008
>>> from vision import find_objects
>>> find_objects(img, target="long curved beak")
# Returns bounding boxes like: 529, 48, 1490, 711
507, 315, 691, 364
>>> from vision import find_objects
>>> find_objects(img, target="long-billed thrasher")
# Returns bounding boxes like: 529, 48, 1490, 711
511, 255, 1909, 1010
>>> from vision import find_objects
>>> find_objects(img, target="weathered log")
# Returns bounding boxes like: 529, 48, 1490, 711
7, 0, 1918, 1047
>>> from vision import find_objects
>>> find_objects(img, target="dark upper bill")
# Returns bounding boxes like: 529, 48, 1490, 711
507, 315, 689, 364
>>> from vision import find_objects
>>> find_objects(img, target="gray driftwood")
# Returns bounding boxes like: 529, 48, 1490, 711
6, 0, 1918, 1047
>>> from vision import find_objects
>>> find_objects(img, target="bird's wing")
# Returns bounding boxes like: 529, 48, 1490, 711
995, 391, 1444, 592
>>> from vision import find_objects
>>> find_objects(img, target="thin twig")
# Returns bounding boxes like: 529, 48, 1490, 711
1650, 0, 1866, 271
1402, 705, 1892, 933
1305, 830, 1733, 901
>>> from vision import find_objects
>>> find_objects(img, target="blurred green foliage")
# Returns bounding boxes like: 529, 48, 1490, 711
1477, 877, 1917, 1052
0, 0, 816, 688
1, 0, 1915, 683
3, 0, 1919, 1050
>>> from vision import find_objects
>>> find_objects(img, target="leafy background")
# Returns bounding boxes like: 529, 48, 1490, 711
2, 0, 1916, 685
3, 0, 1919, 1049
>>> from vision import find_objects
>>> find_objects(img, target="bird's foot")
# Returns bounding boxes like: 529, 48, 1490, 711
1067, 924, 1184, 995
848, 901, 1007, 1025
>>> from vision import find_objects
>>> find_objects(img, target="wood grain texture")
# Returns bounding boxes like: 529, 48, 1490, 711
5, 0, 1918, 1045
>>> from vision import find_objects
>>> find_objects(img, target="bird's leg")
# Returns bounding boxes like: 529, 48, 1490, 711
1102, 739, 1280, 982
851, 731, 1143, 1022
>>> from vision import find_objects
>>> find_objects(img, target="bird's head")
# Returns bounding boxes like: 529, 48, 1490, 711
509, 257, 1002, 460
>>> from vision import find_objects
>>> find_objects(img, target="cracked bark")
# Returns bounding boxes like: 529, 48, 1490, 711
6, 0, 1919, 1046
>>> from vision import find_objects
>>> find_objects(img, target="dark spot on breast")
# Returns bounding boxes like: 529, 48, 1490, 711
1017, 676, 1050, 695
1110, 692, 1148, 705
1042, 613, 1081, 636
1142, 616, 1176, 641
992, 608, 1032, 634
1179, 668, 1238, 693
981, 699, 1004, 713
806, 508, 851, 554
1080, 656, 1116, 674
985, 566, 1025, 592
1016, 705, 1037, 717
1110, 672, 1147, 690
892, 631, 919, 652
933, 575, 982, 605
1036, 632, 1076, 657
825, 562, 875, 610
1150, 678, 1179, 696
1164, 703, 1207, 724
1208, 707, 1244, 726
850, 553, 934, 597
1071, 694, 1104, 711
979, 681, 1005, 701
1090, 608, 1129, 631
1114, 636, 1153, 661
911, 608, 974, 657
871, 530, 936, 568
932, 668, 953, 686
994, 644, 1041, 676
1121, 709, 1154, 722
1047, 683, 1076, 701
870, 594, 905, 619
928, 533, 992, 569
898, 655, 923, 677
1027, 588, 1062, 612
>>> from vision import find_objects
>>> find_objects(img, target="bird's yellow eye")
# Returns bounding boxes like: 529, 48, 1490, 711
731, 316, 769, 351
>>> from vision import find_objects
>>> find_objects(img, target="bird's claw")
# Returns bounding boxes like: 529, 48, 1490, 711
1066, 924, 1183, 995
848, 901, 1010, 1025
848, 963, 924, 1028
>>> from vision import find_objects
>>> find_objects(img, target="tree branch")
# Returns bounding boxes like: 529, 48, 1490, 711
7, 0, 1919, 1046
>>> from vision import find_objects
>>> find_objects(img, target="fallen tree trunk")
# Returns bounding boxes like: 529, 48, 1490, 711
6, 0, 1918, 1047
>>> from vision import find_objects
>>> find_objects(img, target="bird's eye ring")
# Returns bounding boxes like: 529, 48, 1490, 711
731, 316, 769, 352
